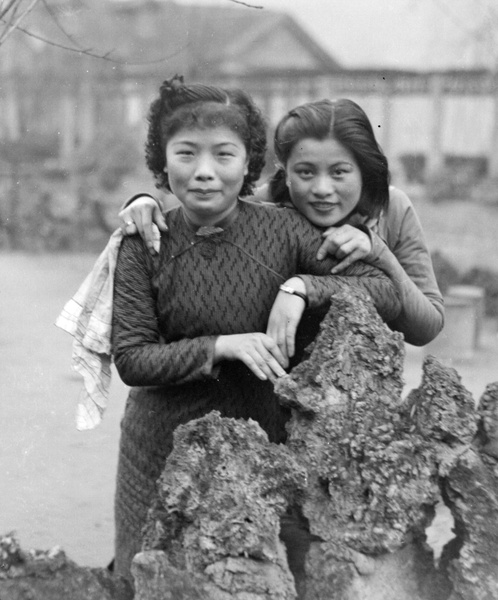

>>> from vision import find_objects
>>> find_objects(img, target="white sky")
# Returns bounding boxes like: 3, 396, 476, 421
173, 0, 495, 70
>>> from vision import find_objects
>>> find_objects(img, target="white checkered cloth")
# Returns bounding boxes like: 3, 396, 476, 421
55, 228, 124, 429
56, 224, 162, 429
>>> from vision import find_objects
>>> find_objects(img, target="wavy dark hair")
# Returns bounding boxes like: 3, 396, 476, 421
270, 99, 390, 219
145, 75, 267, 197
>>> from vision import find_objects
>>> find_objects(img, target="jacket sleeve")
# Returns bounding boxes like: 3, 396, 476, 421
111, 236, 218, 387
366, 188, 444, 346
120, 192, 164, 211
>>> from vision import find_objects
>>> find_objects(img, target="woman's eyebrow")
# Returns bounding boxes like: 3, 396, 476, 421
170, 140, 197, 147
214, 141, 240, 148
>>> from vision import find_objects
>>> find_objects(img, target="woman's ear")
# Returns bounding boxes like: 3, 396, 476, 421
285, 171, 291, 189
275, 162, 289, 187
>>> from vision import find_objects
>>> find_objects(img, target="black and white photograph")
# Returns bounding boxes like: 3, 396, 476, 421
1, 1, 497, 598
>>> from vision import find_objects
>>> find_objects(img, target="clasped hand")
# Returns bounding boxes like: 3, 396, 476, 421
118, 196, 167, 254
214, 332, 287, 383
316, 224, 372, 272
214, 278, 307, 383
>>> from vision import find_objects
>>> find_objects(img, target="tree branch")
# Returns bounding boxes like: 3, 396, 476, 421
0, 0, 41, 46
227, 0, 264, 9
41, 0, 84, 50
0, 18, 190, 64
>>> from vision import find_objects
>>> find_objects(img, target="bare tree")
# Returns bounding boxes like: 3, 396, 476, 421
0, 0, 42, 46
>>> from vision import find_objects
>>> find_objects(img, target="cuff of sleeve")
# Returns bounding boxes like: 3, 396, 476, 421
294, 275, 335, 309
202, 336, 221, 380
365, 229, 388, 265
120, 193, 162, 211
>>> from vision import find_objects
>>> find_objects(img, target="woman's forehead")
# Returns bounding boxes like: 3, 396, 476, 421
288, 137, 356, 164
167, 125, 246, 146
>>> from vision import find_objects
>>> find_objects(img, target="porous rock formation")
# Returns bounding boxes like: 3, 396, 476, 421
133, 413, 307, 599
274, 287, 497, 599
135, 287, 498, 599
0, 533, 132, 600
2, 288, 498, 600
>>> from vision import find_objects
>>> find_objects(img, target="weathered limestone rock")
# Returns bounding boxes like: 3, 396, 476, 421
275, 287, 493, 600
442, 382, 498, 600
0, 533, 132, 600
276, 287, 431, 555
4, 289, 498, 600
133, 411, 307, 600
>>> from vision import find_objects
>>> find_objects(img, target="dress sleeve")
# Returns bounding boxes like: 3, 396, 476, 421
298, 261, 402, 324
111, 236, 218, 387
366, 188, 444, 346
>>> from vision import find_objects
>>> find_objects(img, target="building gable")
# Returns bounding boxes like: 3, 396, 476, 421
219, 20, 334, 76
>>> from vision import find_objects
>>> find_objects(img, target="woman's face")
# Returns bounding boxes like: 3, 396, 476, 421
285, 137, 363, 228
165, 125, 248, 226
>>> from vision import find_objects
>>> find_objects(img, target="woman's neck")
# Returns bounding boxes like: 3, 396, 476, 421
181, 201, 240, 231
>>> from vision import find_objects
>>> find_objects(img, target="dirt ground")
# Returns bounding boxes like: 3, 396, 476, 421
1, 212, 497, 567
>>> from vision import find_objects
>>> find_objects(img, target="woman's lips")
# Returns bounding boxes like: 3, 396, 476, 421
190, 189, 219, 197
310, 202, 339, 212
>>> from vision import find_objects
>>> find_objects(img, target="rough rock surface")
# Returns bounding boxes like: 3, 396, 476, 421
443, 382, 498, 600
0, 533, 132, 600
276, 287, 496, 600
4, 289, 498, 600
133, 411, 307, 600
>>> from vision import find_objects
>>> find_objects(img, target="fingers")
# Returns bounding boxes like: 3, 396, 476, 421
136, 211, 158, 255
256, 338, 287, 382
284, 316, 297, 359
120, 220, 137, 235
272, 324, 289, 365
267, 289, 305, 363
153, 205, 169, 232
316, 232, 339, 260
118, 206, 138, 235
269, 315, 296, 361
244, 335, 288, 383
118, 197, 165, 255
318, 225, 372, 266
316, 226, 355, 260
266, 315, 288, 364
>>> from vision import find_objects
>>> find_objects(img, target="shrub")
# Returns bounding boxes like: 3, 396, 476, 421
431, 251, 498, 317
431, 250, 461, 295
460, 267, 498, 317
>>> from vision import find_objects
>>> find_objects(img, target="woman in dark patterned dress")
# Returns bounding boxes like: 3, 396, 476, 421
111, 76, 401, 583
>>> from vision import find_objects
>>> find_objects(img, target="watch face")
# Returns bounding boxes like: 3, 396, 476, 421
280, 285, 294, 294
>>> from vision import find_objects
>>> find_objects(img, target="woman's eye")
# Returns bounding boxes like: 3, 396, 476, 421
332, 166, 351, 177
296, 169, 313, 178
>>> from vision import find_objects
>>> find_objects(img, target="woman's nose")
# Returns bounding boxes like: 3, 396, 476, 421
194, 155, 215, 180
312, 175, 334, 197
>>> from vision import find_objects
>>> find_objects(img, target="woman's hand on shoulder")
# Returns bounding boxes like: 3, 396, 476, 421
266, 277, 307, 363
214, 333, 287, 383
316, 224, 372, 273
119, 195, 168, 255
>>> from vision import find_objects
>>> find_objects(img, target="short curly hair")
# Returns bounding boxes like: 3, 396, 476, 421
145, 75, 267, 198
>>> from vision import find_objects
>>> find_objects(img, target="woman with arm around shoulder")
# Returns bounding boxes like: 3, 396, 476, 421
122, 98, 443, 346
111, 76, 400, 584
268, 98, 443, 346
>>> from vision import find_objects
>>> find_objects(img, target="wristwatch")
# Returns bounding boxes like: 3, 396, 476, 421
279, 284, 309, 308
